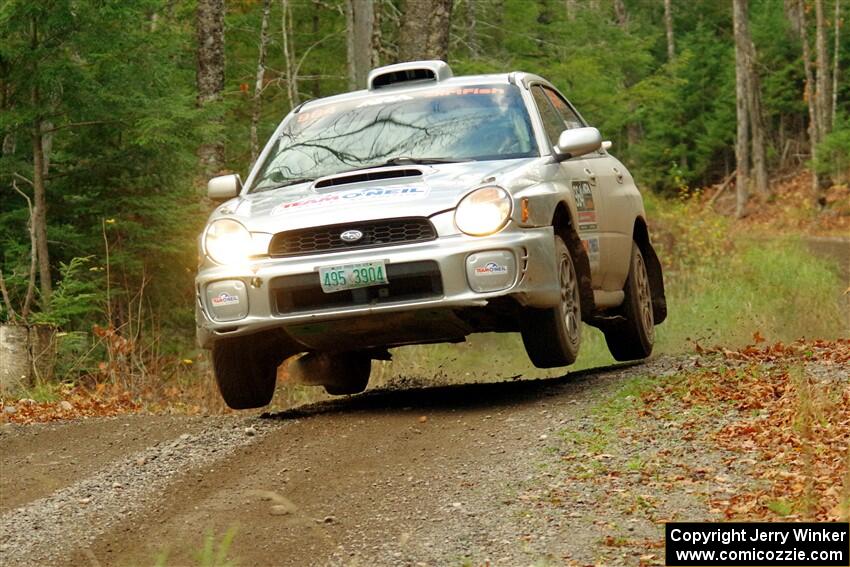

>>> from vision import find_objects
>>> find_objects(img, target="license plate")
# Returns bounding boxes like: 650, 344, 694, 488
319, 261, 389, 293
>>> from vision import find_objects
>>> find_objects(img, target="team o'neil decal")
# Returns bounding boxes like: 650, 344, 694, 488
271, 186, 430, 216
211, 292, 240, 307
474, 262, 509, 276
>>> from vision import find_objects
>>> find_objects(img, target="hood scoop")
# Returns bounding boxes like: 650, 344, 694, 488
314, 168, 423, 192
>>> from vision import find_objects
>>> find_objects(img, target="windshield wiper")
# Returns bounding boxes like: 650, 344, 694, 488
382, 156, 471, 166
252, 177, 315, 193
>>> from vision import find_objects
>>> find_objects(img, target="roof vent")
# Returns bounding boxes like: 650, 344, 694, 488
367, 60, 453, 90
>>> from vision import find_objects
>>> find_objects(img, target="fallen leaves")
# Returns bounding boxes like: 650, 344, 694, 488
667, 338, 850, 522
1, 383, 140, 424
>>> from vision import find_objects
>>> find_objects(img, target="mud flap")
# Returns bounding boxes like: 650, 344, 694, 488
640, 241, 667, 325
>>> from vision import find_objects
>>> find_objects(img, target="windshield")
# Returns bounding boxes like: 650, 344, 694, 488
250, 84, 537, 193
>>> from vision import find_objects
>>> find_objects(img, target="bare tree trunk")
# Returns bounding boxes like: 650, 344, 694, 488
797, 0, 822, 196
371, 0, 382, 67
565, 0, 576, 21
10, 181, 37, 318
664, 0, 675, 61
0, 72, 14, 157
344, 1, 356, 90
747, 38, 768, 194
311, 0, 322, 97
467, 0, 478, 56
31, 123, 51, 302
250, 0, 272, 164
814, 0, 831, 139
614, 0, 628, 27
196, 0, 225, 178
398, 0, 454, 61
832, 0, 841, 127
345, 0, 375, 90
281, 0, 300, 107
733, 0, 751, 218
29, 17, 51, 302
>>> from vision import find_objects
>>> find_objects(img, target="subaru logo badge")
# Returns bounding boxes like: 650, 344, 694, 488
340, 229, 363, 243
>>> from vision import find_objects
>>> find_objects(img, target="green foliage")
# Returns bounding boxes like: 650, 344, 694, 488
31, 257, 103, 327
1, 0, 203, 340
815, 114, 850, 177
649, 193, 846, 349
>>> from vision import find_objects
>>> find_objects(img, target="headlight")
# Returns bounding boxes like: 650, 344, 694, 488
204, 219, 252, 265
454, 186, 512, 236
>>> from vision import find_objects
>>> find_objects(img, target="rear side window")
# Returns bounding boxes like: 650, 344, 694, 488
531, 86, 566, 146
543, 87, 584, 130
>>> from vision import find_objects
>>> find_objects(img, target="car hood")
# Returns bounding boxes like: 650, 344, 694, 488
215, 158, 540, 234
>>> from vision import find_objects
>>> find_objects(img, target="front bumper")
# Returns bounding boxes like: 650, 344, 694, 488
195, 225, 559, 349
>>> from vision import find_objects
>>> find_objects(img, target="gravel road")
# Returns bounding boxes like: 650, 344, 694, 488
3, 351, 840, 566
1, 359, 695, 567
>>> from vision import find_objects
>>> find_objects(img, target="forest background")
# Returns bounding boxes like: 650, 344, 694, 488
0, 0, 847, 409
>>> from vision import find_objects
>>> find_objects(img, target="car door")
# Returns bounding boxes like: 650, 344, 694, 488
539, 86, 632, 293
529, 85, 603, 285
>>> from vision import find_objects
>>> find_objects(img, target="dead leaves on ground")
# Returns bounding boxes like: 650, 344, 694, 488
1, 383, 140, 424
657, 337, 849, 522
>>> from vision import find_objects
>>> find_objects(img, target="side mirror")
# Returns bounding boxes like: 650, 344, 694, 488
207, 174, 242, 201
553, 127, 602, 161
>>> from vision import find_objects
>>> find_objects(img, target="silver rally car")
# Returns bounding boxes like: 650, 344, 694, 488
197, 60, 667, 409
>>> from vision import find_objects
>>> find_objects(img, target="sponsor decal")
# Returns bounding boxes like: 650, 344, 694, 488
296, 105, 338, 124
573, 180, 598, 232
356, 94, 414, 107
572, 181, 595, 212
474, 262, 509, 276
211, 292, 240, 307
272, 186, 430, 216
578, 211, 597, 223
582, 237, 600, 262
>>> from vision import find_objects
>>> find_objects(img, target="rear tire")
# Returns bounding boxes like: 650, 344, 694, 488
603, 243, 655, 361
521, 235, 582, 368
212, 334, 283, 409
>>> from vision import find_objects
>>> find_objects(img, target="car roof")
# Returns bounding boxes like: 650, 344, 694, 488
296, 72, 549, 113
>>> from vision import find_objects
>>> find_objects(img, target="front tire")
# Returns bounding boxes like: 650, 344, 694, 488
603, 243, 655, 361
212, 334, 283, 409
521, 235, 582, 368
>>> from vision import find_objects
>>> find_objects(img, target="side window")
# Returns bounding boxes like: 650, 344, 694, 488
531, 86, 565, 146
543, 87, 584, 130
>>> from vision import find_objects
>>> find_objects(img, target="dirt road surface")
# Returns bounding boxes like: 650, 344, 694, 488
1, 359, 714, 567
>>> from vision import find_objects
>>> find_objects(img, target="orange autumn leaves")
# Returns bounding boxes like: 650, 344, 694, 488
658, 337, 849, 521
2, 383, 139, 425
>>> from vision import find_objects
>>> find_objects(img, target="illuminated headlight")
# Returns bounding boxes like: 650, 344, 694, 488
454, 186, 512, 236
204, 219, 253, 265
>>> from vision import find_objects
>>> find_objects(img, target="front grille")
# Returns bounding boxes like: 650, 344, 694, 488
270, 261, 442, 315
268, 218, 436, 258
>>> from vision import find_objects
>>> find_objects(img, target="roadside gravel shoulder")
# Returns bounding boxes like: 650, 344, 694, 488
0, 415, 209, 513
0, 416, 271, 567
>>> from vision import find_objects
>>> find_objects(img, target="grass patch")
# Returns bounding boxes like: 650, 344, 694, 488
657, 238, 845, 350
155, 528, 238, 567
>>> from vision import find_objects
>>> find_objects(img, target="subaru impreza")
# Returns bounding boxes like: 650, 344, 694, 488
196, 60, 666, 409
